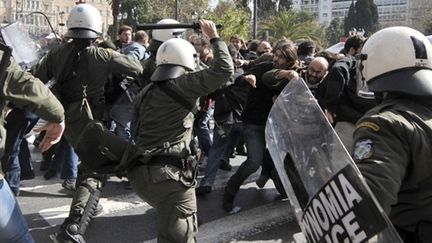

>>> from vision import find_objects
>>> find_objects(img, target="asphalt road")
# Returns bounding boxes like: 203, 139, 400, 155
17, 146, 303, 243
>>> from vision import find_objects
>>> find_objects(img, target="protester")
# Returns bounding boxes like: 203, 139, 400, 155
222, 41, 300, 212
322, 34, 375, 152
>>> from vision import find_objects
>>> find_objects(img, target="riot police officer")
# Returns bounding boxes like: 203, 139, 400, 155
0, 45, 65, 243
127, 19, 233, 242
353, 26, 432, 242
32, 3, 143, 243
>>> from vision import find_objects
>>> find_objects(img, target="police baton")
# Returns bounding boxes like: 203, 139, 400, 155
135, 22, 223, 31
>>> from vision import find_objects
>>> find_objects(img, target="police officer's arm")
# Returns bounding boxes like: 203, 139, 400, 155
3, 59, 65, 151
175, 19, 234, 98
352, 114, 410, 214
106, 49, 143, 78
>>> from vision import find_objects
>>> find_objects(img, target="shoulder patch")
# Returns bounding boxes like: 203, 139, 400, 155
353, 139, 374, 161
356, 121, 380, 132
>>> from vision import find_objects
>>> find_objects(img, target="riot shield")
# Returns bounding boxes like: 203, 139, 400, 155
265, 78, 402, 243
1, 12, 60, 70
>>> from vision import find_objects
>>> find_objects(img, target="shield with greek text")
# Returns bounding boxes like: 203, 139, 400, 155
265, 77, 402, 243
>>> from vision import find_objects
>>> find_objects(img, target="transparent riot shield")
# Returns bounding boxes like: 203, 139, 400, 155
265, 78, 402, 243
1, 12, 60, 70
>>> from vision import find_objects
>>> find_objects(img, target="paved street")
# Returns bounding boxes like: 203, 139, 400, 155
17, 145, 302, 243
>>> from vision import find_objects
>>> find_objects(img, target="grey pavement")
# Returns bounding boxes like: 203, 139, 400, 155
17, 145, 303, 243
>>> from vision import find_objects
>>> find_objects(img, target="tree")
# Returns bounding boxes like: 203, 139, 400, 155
207, 0, 250, 41
278, 0, 292, 11
344, 2, 356, 35
326, 17, 344, 45
108, 0, 210, 38
261, 10, 326, 46
344, 0, 378, 35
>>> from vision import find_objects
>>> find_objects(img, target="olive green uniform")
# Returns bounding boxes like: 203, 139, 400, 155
32, 42, 142, 239
0, 48, 64, 243
0, 52, 65, 177
128, 38, 233, 243
352, 96, 432, 241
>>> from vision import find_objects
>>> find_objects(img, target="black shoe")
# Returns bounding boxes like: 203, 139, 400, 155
124, 180, 133, 190
50, 224, 85, 243
219, 161, 232, 171
256, 174, 270, 188
62, 179, 76, 192
21, 171, 35, 180
44, 170, 57, 180
222, 188, 235, 212
195, 186, 212, 195
40, 160, 50, 171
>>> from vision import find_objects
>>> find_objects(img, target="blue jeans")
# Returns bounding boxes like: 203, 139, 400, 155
221, 122, 244, 163
48, 137, 78, 179
199, 122, 243, 187
225, 124, 266, 195
1, 109, 39, 194
0, 179, 34, 243
196, 102, 214, 156
109, 92, 133, 140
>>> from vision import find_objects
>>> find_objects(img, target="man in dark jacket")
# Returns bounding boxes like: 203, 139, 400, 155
222, 41, 300, 212
322, 35, 375, 152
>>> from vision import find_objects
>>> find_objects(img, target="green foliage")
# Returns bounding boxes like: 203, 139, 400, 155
326, 17, 344, 45
344, 0, 378, 35
261, 10, 326, 46
108, 0, 210, 39
113, 0, 209, 26
257, 0, 277, 19
207, 1, 250, 41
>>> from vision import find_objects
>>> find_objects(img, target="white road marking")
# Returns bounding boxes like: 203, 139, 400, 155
33, 193, 148, 227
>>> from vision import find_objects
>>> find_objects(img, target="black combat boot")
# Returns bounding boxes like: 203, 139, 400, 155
50, 219, 85, 243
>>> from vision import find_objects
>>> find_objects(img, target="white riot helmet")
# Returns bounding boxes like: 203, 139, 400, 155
360, 26, 432, 96
65, 3, 102, 39
152, 19, 185, 42
151, 38, 198, 81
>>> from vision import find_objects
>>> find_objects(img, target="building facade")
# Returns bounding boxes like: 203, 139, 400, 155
0, 0, 112, 37
292, 0, 430, 31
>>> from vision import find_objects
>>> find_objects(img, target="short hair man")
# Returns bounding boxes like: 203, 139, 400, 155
322, 34, 374, 152
134, 30, 149, 48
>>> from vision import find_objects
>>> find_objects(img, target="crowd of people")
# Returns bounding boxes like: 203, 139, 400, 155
0, 2, 431, 243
